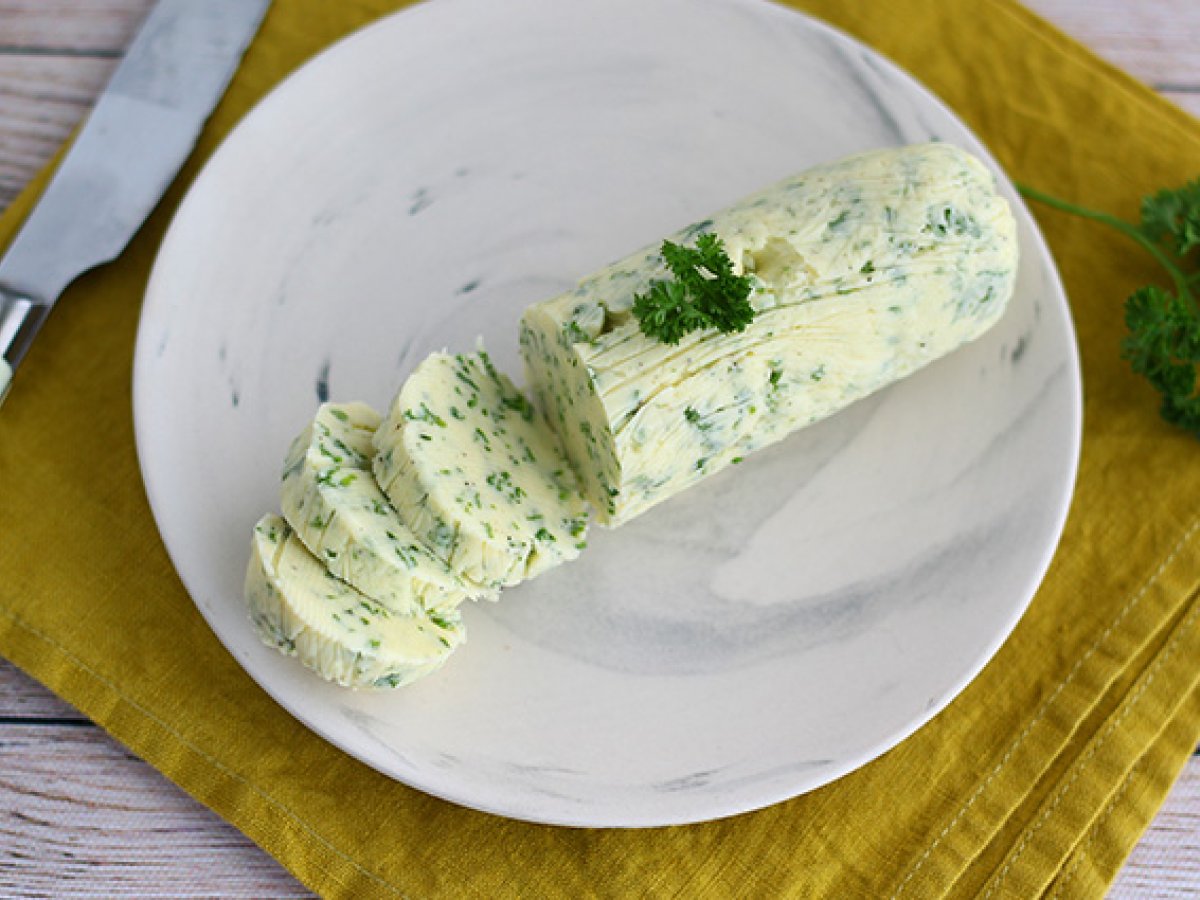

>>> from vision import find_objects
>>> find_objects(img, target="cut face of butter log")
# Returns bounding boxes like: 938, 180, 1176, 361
280, 402, 491, 615
246, 515, 464, 689
520, 143, 1019, 526
373, 350, 589, 590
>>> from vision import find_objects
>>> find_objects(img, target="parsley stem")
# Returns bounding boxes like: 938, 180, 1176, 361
1017, 182, 1195, 308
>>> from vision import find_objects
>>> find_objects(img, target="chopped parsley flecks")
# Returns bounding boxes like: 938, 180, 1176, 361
404, 402, 447, 427
371, 350, 588, 588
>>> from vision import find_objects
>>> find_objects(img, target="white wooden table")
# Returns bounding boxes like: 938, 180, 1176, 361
0, 1, 1197, 895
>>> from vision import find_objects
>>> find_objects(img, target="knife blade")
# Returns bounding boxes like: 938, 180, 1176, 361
0, 0, 272, 403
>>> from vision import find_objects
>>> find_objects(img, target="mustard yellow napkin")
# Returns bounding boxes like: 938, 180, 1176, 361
1, 1, 1197, 896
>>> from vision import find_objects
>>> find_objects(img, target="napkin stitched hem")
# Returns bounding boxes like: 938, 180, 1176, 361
1048, 755, 1144, 898
980, 590, 1200, 895
889, 514, 1200, 896
1047, 686, 1200, 896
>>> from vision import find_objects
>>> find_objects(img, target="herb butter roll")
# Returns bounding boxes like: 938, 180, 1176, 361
372, 350, 589, 590
280, 402, 492, 616
246, 515, 465, 689
520, 143, 1018, 526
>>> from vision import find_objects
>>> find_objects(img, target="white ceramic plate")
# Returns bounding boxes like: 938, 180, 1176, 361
134, 0, 1081, 827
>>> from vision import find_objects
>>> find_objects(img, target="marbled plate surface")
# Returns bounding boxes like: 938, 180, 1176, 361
133, 0, 1081, 826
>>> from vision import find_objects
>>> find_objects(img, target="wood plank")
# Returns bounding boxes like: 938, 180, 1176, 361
0, 724, 313, 897
0, 0, 152, 54
0, 660, 85, 720
0, 53, 117, 208
1024, 0, 1200, 85
1, 0, 1194, 85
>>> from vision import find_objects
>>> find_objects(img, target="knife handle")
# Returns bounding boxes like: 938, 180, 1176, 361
0, 285, 48, 405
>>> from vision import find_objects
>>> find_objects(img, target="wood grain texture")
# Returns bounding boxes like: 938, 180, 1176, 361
0, 0, 149, 208
0, 0, 1197, 897
1023, 0, 1200, 85
0, 0, 149, 52
0, 54, 118, 207
0, 724, 313, 898
0, 660, 84, 720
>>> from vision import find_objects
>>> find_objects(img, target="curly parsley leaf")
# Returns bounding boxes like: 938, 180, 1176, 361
632, 233, 755, 345
1019, 180, 1200, 435
1140, 180, 1200, 258
1121, 286, 1200, 429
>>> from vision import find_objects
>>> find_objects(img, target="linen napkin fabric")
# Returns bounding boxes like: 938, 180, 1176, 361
1, 0, 1197, 896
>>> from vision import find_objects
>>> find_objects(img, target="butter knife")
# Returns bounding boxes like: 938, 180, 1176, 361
0, 0, 272, 404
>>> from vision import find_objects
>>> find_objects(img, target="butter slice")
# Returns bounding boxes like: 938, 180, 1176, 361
245, 514, 464, 689
373, 350, 589, 589
281, 402, 490, 615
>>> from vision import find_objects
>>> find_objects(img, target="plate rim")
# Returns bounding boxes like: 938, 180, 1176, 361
132, 0, 1083, 828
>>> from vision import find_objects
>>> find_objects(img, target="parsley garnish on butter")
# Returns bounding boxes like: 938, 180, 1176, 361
1020, 179, 1200, 433
632, 233, 755, 344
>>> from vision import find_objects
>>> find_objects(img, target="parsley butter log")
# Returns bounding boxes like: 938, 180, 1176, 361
520, 143, 1018, 526
372, 350, 589, 590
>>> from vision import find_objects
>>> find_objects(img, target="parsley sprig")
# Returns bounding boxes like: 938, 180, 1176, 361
632, 233, 756, 345
1019, 180, 1200, 433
